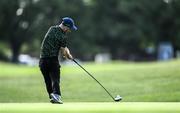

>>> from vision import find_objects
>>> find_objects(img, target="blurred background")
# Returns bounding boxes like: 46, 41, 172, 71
0, 0, 180, 63
0, 0, 180, 103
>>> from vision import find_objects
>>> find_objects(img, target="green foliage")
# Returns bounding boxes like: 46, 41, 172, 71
0, 0, 42, 62
1, 0, 180, 61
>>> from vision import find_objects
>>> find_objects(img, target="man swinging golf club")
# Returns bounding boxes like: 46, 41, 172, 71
39, 17, 77, 104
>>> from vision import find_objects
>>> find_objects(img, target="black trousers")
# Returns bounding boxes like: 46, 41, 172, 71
39, 57, 61, 99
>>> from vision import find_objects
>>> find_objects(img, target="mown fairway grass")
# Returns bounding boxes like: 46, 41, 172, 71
0, 59, 180, 102
0, 102, 180, 113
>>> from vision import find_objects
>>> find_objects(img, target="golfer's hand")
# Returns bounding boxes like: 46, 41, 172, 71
67, 53, 73, 60
61, 47, 73, 60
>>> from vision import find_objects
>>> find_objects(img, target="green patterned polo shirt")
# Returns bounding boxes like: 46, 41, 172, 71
40, 26, 67, 58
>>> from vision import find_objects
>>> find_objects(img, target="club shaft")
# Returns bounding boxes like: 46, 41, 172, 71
72, 59, 115, 101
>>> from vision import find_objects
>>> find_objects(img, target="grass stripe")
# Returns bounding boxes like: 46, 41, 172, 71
0, 102, 180, 113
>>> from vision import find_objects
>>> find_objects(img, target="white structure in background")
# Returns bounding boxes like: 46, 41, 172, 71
95, 53, 111, 63
158, 42, 174, 61
18, 54, 39, 66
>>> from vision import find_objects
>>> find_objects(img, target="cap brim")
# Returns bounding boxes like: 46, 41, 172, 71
72, 26, 77, 30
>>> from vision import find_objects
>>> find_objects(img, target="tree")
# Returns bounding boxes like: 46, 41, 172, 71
1, 0, 180, 62
0, 0, 42, 62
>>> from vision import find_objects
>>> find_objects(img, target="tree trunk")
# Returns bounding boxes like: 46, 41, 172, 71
10, 41, 22, 63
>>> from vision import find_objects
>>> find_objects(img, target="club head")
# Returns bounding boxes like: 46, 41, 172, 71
114, 95, 122, 102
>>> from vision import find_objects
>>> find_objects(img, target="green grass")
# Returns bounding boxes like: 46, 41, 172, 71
0, 59, 180, 102
0, 102, 180, 113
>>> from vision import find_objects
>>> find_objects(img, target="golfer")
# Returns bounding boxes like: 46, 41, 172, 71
39, 17, 77, 104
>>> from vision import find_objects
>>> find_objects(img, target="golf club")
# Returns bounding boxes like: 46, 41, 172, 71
72, 58, 122, 102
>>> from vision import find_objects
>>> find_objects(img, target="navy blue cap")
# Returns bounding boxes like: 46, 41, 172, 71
62, 17, 77, 30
